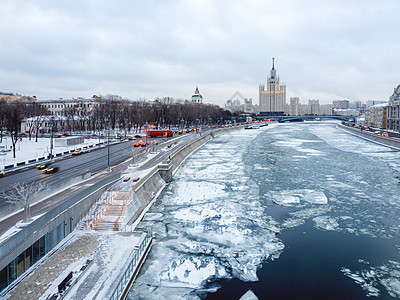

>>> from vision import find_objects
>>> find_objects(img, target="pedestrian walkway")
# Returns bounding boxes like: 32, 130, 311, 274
7, 232, 100, 300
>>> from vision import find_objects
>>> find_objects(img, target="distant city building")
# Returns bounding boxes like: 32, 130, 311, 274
387, 84, 400, 131
365, 103, 388, 129
300, 104, 309, 116
319, 104, 333, 115
259, 58, 286, 116
21, 115, 69, 134
33, 96, 100, 116
333, 109, 359, 117
244, 98, 254, 114
308, 99, 320, 115
225, 92, 256, 114
349, 100, 362, 110
191, 86, 203, 104
289, 97, 301, 116
366, 100, 387, 107
225, 99, 243, 113
333, 100, 349, 109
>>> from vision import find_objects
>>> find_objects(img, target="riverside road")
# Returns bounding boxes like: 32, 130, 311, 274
0, 130, 205, 236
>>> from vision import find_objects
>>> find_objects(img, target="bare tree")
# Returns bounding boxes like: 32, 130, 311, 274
4, 101, 26, 158
3, 180, 47, 222
0, 99, 7, 143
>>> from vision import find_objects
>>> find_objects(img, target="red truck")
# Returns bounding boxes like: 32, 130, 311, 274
148, 130, 174, 137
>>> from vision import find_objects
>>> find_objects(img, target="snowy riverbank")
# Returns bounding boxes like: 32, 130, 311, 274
0, 137, 104, 170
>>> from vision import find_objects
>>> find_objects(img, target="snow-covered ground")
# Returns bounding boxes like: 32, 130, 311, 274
0, 136, 104, 169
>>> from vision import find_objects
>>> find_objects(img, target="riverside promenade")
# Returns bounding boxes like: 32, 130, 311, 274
1, 126, 242, 299
338, 122, 400, 150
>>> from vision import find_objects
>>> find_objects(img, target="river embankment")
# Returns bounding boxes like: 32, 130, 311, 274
338, 122, 400, 150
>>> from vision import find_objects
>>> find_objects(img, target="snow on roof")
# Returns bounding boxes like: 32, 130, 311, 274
369, 102, 388, 108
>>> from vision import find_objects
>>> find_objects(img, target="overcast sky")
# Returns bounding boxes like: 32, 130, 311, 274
1, 0, 399, 106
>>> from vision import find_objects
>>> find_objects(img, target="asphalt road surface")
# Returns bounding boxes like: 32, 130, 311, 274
0, 132, 200, 215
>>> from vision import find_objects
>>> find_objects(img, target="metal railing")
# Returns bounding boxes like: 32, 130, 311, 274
0, 173, 121, 262
108, 228, 152, 300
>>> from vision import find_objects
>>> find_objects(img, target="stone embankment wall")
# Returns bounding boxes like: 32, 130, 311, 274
125, 127, 241, 227
338, 123, 400, 149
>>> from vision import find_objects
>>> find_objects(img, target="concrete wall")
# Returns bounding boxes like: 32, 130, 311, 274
338, 123, 400, 149
125, 126, 242, 226
55, 136, 84, 147
0, 173, 121, 271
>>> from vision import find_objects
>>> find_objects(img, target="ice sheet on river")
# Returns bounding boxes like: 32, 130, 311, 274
129, 127, 284, 299
130, 123, 400, 299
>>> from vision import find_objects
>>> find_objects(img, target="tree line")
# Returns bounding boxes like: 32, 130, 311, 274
0, 95, 242, 156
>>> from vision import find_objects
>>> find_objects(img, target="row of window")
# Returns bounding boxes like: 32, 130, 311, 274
50, 111, 86, 116
0, 218, 73, 293
46, 103, 93, 109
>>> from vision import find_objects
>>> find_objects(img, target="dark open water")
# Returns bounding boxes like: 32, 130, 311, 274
130, 122, 400, 299
206, 123, 400, 299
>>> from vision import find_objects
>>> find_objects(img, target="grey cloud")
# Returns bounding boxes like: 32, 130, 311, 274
0, 0, 399, 105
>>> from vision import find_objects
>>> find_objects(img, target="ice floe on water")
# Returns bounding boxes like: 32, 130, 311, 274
342, 259, 400, 298
313, 216, 339, 231
271, 193, 300, 206
268, 189, 328, 206
303, 191, 328, 204
161, 181, 228, 205
239, 289, 258, 300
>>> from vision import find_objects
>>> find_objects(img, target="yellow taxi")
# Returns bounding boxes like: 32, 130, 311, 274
43, 164, 59, 173
72, 149, 84, 155
134, 140, 142, 147
36, 161, 52, 169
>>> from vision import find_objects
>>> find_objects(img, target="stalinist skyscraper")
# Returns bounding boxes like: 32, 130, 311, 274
259, 58, 286, 115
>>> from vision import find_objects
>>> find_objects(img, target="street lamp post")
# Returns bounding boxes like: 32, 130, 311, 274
107, 125, 110, 172
49, 120, 54, 161
98, 120, 101, 147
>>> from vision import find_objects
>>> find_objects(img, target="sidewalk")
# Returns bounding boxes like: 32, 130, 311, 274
7, 232, 101, 300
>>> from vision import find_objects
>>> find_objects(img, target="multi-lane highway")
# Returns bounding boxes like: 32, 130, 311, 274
0, 132, 203, 216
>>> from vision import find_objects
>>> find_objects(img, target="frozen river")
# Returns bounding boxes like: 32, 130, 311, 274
128, 122, 400, 299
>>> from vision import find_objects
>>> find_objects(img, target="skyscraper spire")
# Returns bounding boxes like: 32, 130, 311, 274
272, 57, 275, 70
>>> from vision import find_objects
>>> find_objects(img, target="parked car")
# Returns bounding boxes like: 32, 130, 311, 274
43, 164, 58, 173
0, 170, 5, 177
36, 161, 52, 169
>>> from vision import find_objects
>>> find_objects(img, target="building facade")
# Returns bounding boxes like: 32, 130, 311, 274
333, 100, 350, 110
259, 58, 286, 115
225, 99, 243, 113
308, 99, 320, 115
33, 96, 100, 116
244, 98, 254, 114
289, 97, 301, 116
387, 84, 400, 131
365, 103, 388, 129
320, 104, 333, 116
